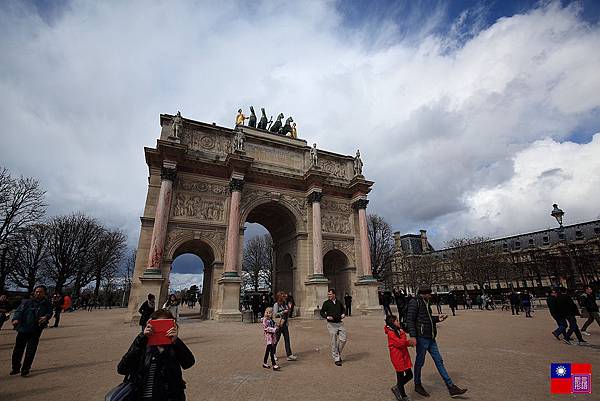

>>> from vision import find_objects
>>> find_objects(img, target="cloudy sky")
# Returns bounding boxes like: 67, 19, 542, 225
2, 1, 600, 288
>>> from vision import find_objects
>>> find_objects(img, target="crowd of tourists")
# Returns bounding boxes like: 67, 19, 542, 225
3, 283, 598, 401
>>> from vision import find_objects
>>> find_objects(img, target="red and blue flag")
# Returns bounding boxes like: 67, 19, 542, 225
550, 363, 592, 394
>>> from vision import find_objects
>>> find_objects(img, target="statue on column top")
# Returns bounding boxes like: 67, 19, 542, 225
310, 143, 318, 167
257, 107, 269, 130
235, 108, 248, 127
248, 106, 257, 128
291, 122, 298, 139
353, 149, 363, 176
172, 111, 183, 138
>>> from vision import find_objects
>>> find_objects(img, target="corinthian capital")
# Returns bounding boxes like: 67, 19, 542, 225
352, 199, 369, 210
307, 191, 323, 204
229, 178, 245, 192
161, 167, 177, 182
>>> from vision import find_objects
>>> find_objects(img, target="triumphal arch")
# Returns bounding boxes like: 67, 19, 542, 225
128, 112, 380, 321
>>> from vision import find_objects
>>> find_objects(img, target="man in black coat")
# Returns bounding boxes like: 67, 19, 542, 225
406, 286, 467, 398
547, 288, 569, 342
556, 288, 586, 345
509, 291, 520, 315
580, 286, 600, 335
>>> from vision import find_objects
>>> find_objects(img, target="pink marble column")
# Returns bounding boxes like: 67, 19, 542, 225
308, 191, 324, 276
223, 178, 244, 276
354, 199, 373, 278
146, 167, 177, 271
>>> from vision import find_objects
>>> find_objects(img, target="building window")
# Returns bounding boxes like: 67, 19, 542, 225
515, 241, 521, 249
543, 236, 549, 244
559, 233, 565, 240
503, 243, 508, 251
575, 230, 583, 238
528, 238, 534, 247
594, 227, 600, 235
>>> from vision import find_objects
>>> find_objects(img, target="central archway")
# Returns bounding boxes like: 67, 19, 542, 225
242, 200, 298, 304
171, 239, 215, 319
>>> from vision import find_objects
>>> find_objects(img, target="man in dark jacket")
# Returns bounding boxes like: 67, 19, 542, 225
557, 288, 586, 345
52, 292, 65, 328
547, 288, 569, 343
118, 309, 195, 401
509, 291, 520, 315
320, 288, 347, 366
344, 292, 352, 316
580, 286, 600, 335
406, 286, 467, 398
10, 285, 53, 376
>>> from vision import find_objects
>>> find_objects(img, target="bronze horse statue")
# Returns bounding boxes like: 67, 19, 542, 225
270, 113, 284, 133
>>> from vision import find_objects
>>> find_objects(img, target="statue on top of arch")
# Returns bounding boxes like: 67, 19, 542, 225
236, 107, 298, 138
353, 149, 363, 176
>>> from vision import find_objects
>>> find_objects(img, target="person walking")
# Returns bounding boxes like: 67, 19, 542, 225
262, 307, 280, 370
163, 294, 180, 321
547, 288, 569, 343
117, 309, 195, 400
385, 314, 415, 401
52, 292, 65, 328
138, 294, 156, 332
580, 286, 600, 336
10, 285, 53, 376
509, 291, 520, 315
344, 292, 353, 316
406, 286, 468, 398
434, 293, 443, 314
320, 288, 347, 366
448, 292, 457, 317
287, 293, 296, 318
273, 292, 298, 361
521, 291, 532, 318
557, 289, 586, 345
383, 291, 393, 316
394, 290, 405, 317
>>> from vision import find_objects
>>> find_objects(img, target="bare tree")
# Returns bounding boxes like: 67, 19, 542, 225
446, 237, 506, 293
242, 234, 273, 292
367, 214, 394, 281
91, 229, 127, 298
45, 213, 103, 293
0, 167, 46, 290
0, 235, 22, 292
9, 224, 50, 292
403, 254, 440, 292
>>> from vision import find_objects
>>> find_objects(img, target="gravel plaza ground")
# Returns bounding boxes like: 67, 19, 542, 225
1, 305, 599, 401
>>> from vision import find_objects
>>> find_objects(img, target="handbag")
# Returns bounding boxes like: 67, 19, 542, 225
105, 377, 135, 401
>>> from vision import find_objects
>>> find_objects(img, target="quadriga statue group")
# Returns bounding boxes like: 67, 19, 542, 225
236, 107, 297, 139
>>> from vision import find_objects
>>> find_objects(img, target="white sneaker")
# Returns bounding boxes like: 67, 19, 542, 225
274, 356, 278, 362
286, 354, 298, 361
582, 331, 591, 336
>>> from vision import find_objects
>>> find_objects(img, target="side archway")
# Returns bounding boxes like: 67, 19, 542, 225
323, 249, 352, 298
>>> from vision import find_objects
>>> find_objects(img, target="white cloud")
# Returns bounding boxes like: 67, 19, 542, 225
168, 273, 203, 292
0, 1, 599, 249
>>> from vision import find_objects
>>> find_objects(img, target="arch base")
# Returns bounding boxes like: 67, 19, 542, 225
214, 275, 242, 322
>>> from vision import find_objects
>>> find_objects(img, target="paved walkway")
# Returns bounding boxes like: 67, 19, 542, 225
1, 306, 599, 400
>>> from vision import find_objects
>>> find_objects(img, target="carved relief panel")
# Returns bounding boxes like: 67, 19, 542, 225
319, 157, 351, 180
321, 199, 353, 234
179, 130, 231, 156
245, 142, 304, 170
172, 179, 227, 222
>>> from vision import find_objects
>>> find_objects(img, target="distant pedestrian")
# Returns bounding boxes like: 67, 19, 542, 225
548, 288, 569, 342
344, 292, 353, 316
434, 293, 442, 314
138, 294, 156, 332
448, 292, 457, 317
163, 294, 180, 321
510, 291, 520, 315
320, 288, 347, 366
465, 294, 472, 309
10, 285, 53, 376
580, 286, 600, 335
117, 309, 195, 401
394, 290, 405, 317
52, 292, 65, 327
385, 314, 414, 401
287, 293, 296, 318
262, 307, 280, 370
0, 294, 12, 330
406, 286, 467, 398
521, 292, 532, 318
383, 291, 393, 316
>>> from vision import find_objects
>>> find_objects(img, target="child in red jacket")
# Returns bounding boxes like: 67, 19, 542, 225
385, 314, 415, 401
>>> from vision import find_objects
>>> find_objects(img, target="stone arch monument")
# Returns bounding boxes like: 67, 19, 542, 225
127, 113, 380, 322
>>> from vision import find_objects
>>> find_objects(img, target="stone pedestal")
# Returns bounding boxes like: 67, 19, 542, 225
301, 275, 330, 318
214, 274, 242, 322
354, 277, 381, 315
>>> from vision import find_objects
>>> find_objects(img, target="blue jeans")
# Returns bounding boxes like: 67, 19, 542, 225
552, 318, 568, 339
414, 337, 453, 387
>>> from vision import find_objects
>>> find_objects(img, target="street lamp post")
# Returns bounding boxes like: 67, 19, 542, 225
550, 203, 585, 288
551, 204, 564, 229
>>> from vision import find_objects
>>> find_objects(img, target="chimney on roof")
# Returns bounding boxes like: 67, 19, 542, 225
420, 230, 429, 253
